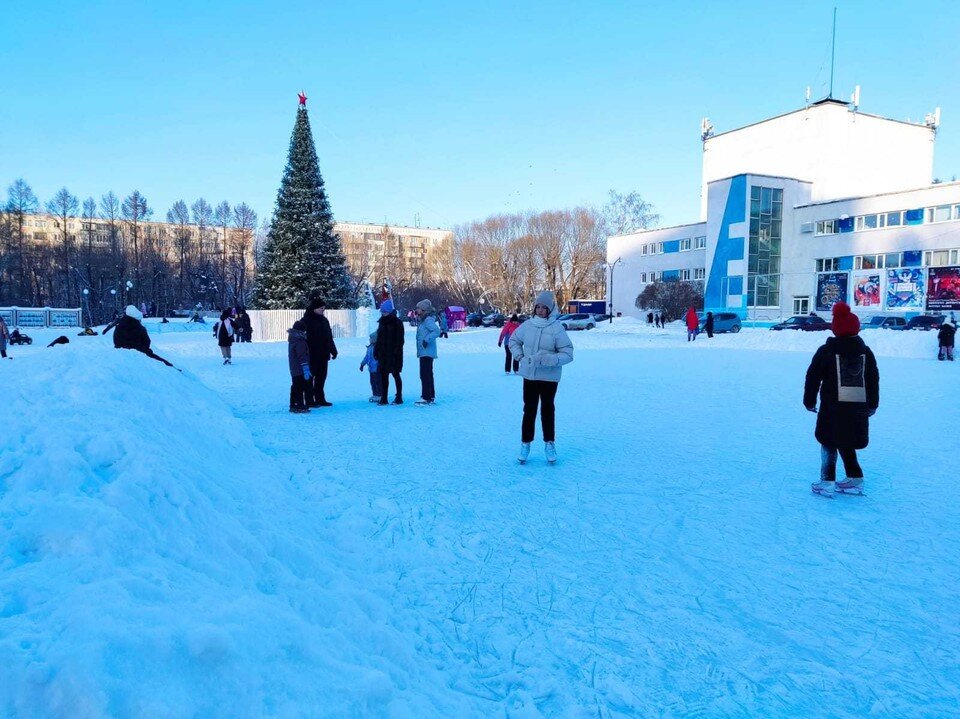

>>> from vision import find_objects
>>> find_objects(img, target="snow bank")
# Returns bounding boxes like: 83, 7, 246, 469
0, 343, 465, 717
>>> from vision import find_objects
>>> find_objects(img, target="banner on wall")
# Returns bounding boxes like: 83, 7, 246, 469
852, 272, 882, 307
15, 310, 47, 328
816, 272, 849, 311
927, 266, 960, 312
885, 268, 925, 310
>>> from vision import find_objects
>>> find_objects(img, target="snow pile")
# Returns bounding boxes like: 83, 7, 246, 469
0, 344, 464, 717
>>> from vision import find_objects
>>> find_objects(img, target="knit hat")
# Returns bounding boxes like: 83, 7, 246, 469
416, 299, 435, 314
292, 319, 305, 331
307, 297, 326, 311
380, 299, 395, 314
831, 302, 860, 337
125, 304, 143, 321
533, 291, 556, 314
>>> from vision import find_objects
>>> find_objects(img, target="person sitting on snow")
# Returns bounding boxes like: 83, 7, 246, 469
113, 305, 175, 368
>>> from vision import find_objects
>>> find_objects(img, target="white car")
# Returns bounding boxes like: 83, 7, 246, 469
558, 313, 597, 330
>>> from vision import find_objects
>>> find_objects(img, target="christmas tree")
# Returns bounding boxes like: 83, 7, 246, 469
253, 94, 354, 309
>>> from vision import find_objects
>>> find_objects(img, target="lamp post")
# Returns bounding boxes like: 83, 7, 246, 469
608, 257, 623, 323
81, 288, 91, 328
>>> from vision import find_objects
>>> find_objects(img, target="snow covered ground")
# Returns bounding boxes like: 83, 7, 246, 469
2, 319, 958, 718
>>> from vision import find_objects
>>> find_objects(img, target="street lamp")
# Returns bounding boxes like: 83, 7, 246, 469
608, 257, 623, 323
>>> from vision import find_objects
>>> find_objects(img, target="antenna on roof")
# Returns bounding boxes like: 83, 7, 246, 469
700, 117, 714, 141
851, 85, 860, 111
805, 86, 811, 106
925, 107, 942, 131
829, 7, 837, 99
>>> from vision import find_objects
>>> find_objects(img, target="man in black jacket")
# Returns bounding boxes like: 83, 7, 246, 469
374, 299, 404, 405
113, 305, 175, 367
302, 298, 338, 406
805, 302, 879, 497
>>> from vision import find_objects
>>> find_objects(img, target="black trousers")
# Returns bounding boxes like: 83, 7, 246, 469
820, 444, 863, 480
310, 359, 329, 404
290, 375, 310, 408
380, 369, 403, 402
504, 346, 519, 373
419, 357, 435, 401
522, 379, 559, 443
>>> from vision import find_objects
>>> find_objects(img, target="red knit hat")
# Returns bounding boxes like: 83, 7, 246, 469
831, 302, 860, 337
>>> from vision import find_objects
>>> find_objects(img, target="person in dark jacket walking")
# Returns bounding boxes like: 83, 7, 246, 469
235, 309, 253, 342
438, 310, 449, 339
214, 309, 234, 364
113, 305, 175, 367
0, 315, 9, 358
287, 319, 312, 413
805, 302, 879, 497
302, 298, 338, 406
374, 299, 404, 404
937, 320, 956, 361
704, 312, 715, 338
498, 314, 522, 374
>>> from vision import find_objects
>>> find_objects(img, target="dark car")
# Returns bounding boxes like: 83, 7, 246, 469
466, 312, 485, 327
481, 312, 507, 328
770, 315, 831, 331
900, 314, 946, 331
9, 329, 33, 345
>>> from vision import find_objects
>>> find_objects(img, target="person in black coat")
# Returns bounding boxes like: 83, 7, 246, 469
937, 320, 956, 361
302, 297, 338, 406
214, 309, 235, 364
805, 302, 879, 496
373, 299, 404, 404
235, 308, 253, 342
113, 305, 175, 367
704, 312, 714, 338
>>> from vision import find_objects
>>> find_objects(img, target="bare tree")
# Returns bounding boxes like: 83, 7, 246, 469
214, 200, 231, 306
166, 200, 191, 309
603, 189, 660, 236
46, 187, 80, 305
122, 190, 152, 305
6, 179, 39, 302
230, 202, 257, 306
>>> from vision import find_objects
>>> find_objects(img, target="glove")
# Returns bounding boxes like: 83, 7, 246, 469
331, 352, 337, 360
805, 405, 817, 413
359, 365, 364, 372
867, 408, 877, 417
302, 364, 312, 381
498, 342, 502, 348
422, 340, 428, 349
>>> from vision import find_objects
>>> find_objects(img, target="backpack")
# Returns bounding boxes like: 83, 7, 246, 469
835, 353, 867, 403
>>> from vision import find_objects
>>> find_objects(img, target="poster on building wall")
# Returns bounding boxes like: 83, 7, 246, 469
885, 268, 926, 310
927, 266, 960, 311
816, 272, 849, 311
852, 272, 882, 308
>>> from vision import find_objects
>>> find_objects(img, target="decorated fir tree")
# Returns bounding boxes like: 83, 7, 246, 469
253, 93, 354, 309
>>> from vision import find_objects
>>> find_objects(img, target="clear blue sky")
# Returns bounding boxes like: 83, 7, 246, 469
2, 0, 958, 231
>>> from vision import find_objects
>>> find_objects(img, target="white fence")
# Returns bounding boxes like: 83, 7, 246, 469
0, 306, 82, 328
248, 308, 377, 342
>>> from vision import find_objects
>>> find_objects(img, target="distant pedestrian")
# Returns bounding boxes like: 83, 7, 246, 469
140, 302, 148, 318
685, 307, 699, 341
438, 310, 449, 339
360, 331, 382, 402
938, 320, 956, 361
287, 319, 311, 413
415, 299, 441, 405
0, 315, 9, 358
302, 298, 338, 407
498, 314, 522, 374
806, 302, 879, 497
374, 299, 404, 405
647, 312, 654, 325
654, 313, 662, 328
113, 305, 175, 367
214, 309, 235, 364
236, 308, 253, 343
509, 291, 574, 465
704, 311, 715, 338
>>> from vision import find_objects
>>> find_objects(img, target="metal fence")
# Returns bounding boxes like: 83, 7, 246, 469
248, 308, 375, 342
0, 307, 82, 328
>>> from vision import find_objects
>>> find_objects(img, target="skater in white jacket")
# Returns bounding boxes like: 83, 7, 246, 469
508, 291, 573, 464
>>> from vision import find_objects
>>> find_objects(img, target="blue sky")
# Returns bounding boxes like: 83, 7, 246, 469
1, 0, 958, 231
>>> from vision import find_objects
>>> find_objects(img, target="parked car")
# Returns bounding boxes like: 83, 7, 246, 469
466, 312, 485, 327
594, 313, 613, 322
699, 312, 742, 333
898, 314, 946, 331
770, 315, 831, 331
862, 315, 906, 330
558, 313, 597, 331
481, 312, 507, 328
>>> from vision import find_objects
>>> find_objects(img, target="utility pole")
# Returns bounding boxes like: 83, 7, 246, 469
829, 7, 837, 99
609, 257, 622, 323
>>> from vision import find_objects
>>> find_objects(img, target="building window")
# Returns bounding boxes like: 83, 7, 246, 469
855, 254, 885, 270
886, 211, 903, 227
747, 185, 782, 307
815, 220, 837, 235
694, 268, 705, 280
641, 244, 648, 256
926, 205, 953, 223
793, 297, 810, 315
640, 272, 647, 282
924, 249, 960, 267
694, 236, 706, 249
815, 258, 840, 272
679, 269, 691, 280
657, 242, 663, 254
679, 238, 692, 251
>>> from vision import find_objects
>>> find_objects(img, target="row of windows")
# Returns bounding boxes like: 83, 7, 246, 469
815, 204, 960, 236
815, 248, 960, 272
638, 236, 706, 256
639, 268, 706, 283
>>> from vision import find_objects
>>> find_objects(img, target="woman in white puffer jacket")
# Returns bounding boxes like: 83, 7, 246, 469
508, 290, 574, 464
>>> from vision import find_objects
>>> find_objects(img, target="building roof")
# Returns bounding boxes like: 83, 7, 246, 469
795, 179, 960, 209
706, 172, 813, 186
608, 220, 706, 241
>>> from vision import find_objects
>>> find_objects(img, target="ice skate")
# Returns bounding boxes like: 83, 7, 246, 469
415, 398, 435, 406
811, 479, 835, 498
836, 477, 864, 495
369, 396, 382, 403
518, 442, 531, 464
544, 441, 557, 464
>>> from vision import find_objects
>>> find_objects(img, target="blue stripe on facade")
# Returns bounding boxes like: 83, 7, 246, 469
903, 250, 922, 267
728, 277, 743, 295
704, 174, 746, 312
838, 256, 853, 271
662, 240, 680, 253
662, 269, 680, 281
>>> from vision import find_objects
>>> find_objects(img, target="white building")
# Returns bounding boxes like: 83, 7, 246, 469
608, 97, 960, 322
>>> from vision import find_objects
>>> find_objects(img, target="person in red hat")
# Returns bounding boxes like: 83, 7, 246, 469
804, 302, 880, 497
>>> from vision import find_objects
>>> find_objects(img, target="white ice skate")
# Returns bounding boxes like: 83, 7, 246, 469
811, 479, 835, 498
518, 442, 531, 464
836, 477, 864, 495
544, 441, 557, 464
